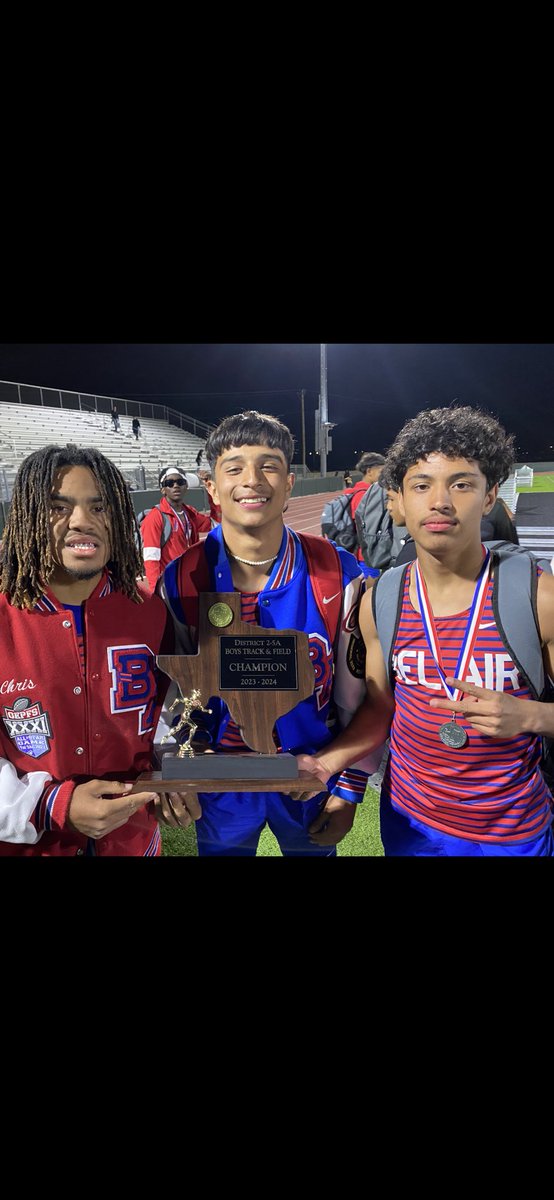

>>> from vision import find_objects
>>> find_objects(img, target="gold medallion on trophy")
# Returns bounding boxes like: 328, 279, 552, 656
207, 602, 234, 628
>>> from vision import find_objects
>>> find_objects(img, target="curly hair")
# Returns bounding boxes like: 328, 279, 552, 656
205, 410, 294, 472
1, 444, 145, 609
380, 406, 515, 491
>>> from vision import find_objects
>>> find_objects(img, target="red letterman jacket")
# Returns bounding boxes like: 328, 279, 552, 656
0, 571, 174, 856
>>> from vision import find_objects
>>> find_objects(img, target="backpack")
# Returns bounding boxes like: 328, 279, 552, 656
321, 492, 357, 551
480, 498, 519, 545
371, 540, 554, 791
136, 505, 172, 549
354, 482, 393, 571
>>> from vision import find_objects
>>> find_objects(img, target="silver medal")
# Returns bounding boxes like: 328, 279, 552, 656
438, 721, 468, 749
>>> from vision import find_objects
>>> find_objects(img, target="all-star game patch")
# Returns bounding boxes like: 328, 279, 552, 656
346, 632, 366, 678
2, 696, 53, 758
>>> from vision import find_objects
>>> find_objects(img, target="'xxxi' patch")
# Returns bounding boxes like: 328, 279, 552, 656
346, 632, 366, 678
2, 696, 52, 758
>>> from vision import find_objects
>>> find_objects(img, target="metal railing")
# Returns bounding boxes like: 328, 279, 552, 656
0, 379, 215, 441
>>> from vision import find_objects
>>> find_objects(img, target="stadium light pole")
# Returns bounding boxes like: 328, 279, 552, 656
319, 343, 328, 477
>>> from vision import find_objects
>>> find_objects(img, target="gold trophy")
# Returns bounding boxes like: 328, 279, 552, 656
160, 688, 213, 757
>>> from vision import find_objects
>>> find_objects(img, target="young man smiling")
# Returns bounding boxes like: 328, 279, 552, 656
355, 405, 554, 856
0, 443, 182, 857
158, 411, 385, 857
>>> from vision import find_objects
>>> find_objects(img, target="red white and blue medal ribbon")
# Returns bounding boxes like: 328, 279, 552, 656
414, 549, 492, 703
175, 509, 191, 539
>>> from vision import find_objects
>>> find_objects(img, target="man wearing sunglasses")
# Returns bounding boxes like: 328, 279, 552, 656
141, 466, 211, 592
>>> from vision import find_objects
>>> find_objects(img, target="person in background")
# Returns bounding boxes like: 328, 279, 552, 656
0, 442, 190, 857
345, 452, 386, 561
199, 470, 222, 524
196, 447, 204, 468
343, 470, 353, 488
157, 410, 384, 857
385, 486, 415, 567
132, 417, 141, 441
140, 466, 211, 592
110, 403, 121, 432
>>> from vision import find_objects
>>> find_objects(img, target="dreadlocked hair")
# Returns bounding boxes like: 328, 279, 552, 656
1, 444, 145, 609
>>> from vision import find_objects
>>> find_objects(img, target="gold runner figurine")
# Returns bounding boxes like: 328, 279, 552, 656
161, 688, 213, 758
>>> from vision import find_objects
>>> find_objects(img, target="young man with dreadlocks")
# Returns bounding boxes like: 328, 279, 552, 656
0, 443, 196, 857
157, 411, 388, 857
348, 405, 554, 856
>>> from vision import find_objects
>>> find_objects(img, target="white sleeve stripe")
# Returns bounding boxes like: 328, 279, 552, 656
143, 548, 162, 561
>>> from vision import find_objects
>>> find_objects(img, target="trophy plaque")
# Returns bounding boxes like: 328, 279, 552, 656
129, 592, 318, 794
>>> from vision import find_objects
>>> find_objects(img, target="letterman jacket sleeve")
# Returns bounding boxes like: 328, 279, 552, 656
0, 758, 52, 843
327, 566, 386, 803
141, 507, 165, 591
1, 758, 93, 842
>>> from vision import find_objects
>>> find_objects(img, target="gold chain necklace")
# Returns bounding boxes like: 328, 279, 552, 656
228, 552, 278, 566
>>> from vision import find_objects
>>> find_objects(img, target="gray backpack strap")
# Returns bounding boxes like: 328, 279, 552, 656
371, 562, 411, 687
490, 547, 545, 699
485, 539, 552, 576
161, 511, 172, 547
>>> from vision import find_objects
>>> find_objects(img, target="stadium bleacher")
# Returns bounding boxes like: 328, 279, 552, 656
0, 392, 211, 500
1, 384, 554, 562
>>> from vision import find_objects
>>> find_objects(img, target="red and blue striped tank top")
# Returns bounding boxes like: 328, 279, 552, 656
382, 564, 553, 843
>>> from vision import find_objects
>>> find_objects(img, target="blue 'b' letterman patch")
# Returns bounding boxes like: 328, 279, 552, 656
108, 645, 158, 734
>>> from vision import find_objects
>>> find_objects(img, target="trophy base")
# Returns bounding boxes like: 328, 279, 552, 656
163, 751, 298, 781
128, 753, 319, 795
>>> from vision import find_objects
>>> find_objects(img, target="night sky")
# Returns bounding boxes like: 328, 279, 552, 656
0, 343, 553, 468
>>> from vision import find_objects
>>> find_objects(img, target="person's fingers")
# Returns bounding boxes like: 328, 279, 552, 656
123, 791, 159, 819
91, 780, 134, 798
125, 790, 159, 806
171, 790, 202, 820
166, 792, 193, 828
154, 792, 200, 828
308, 813, 329, 834
152, 792, 179, 826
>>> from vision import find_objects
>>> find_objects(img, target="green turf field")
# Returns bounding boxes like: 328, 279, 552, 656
518, 473, 554, 492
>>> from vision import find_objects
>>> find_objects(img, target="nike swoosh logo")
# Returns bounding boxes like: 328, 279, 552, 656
479, 621, 496, 629
323, 592, 341, 605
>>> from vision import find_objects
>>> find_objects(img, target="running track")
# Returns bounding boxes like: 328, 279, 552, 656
285, 490, 341, 536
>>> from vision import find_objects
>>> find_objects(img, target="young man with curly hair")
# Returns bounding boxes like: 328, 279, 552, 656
351, 404, 554, 856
